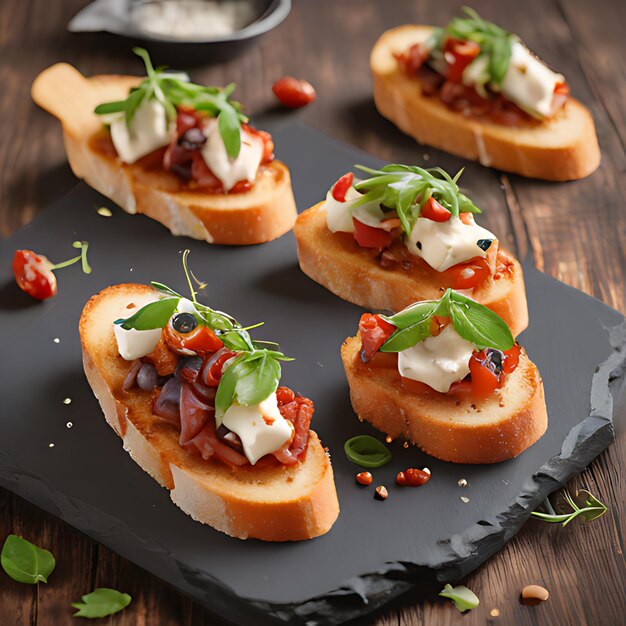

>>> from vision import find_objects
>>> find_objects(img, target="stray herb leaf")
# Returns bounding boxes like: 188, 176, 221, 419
531, 488, 608, 526
344, 435, 392, 468
439, 583, 480, 612
71, 588, 132, 619
1, 535, 56, 584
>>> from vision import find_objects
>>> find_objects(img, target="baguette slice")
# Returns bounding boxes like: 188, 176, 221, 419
341, 336, 547, 464
32, 63, 297, 245
80, 284, 339, 541
295, 202, 529, 336
371, 25, 600, 181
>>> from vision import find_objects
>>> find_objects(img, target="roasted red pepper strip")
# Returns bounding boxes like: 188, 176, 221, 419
359, 313, 396, 362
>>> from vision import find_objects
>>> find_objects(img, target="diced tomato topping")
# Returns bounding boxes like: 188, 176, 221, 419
353, 218, 394, 249
144, 336, 178, 376
444, 256, 491, 290
331, 172, 354, 202
552, 80, 570, 113
502, 344, 521, 374
359, 313, 396, 362
202, 349, 237, 387
420, 196, 452, 222
12, 250, 57, 300
459, 212, 473, 225
243, 124, 274, 164
164, 323, 224, 356
395, 43, 430, 75
468, 350, 500, 397
444, 37, 481, 83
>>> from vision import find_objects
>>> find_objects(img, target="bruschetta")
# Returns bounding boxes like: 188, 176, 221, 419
341, 289, 547, 464
371, 8, 600, 180
80, 256, 339, 541
32, 49, 297, 245
294, 164, 528, 335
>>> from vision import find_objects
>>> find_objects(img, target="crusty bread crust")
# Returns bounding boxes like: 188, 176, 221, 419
32, 63, 297, 245
341, 336, 547, 464
295, 202, 528, 335
371, 26, 601, 181
80, 284, 339, 541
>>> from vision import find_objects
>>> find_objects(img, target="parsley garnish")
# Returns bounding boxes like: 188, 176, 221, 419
353, 164, 480, 237
94, 48, 247, 158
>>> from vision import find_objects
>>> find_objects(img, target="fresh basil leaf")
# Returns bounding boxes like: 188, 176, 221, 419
1, 535, 55, 584
344, 435, 392, 468
150, 281, 182, 298
94, 101, 127, 115
380, 317, 432, 353
220, 329, 254, 351
448, 291, 513, 350
124, 88, 147, 130
234, 352, 281, 407
384, 300, 438, 328
439, 584, 479, 612
71, 588, 131, 619
215, 354, 247, 423
115, 297, 180, 331
217, 106, 241, 159
194, 303, 236, 332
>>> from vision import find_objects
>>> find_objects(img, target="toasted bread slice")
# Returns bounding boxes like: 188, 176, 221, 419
32, 63, 297, 245
371, 26, 600, 181
295, 202, 528, 336
341, 336, 547, 464
80, 284, 339, 541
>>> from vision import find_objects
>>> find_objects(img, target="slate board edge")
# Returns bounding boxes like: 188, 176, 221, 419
0, 320, 622, 625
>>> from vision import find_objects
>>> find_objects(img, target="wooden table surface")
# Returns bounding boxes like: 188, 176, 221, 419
1, 0, 624, 624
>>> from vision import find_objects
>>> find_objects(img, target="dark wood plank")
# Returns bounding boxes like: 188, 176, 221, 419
0, 1, 624, 625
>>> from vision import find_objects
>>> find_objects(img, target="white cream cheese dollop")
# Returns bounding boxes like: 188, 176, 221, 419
222, 392, 294, 465
108, 100, 175, 164
200, 119, 263, 191
406, 215, 496, 272
398, 324, 475, 393
113, 295, 162, 361
324, 185, 389, 233
499, 42, 563, 118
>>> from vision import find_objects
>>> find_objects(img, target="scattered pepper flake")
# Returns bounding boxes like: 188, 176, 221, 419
355, 471, 373, 486
385, 435, 393, 444
403, 441, 409, 448
97, 207, 113, 217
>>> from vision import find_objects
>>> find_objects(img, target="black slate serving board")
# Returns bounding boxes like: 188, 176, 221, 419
0, 123, 624, 625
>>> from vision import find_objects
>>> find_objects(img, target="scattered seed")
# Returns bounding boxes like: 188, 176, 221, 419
403, 441, 409, 448
63, 397, 72, 405
355, 471, 373, 486
458, 478, 468, 487
48, 443, 55, 448
385, 435, 393, 444
521, 585, 549, 605
53, 337, 60, 344
97, 207, 113, 217
66, 422, 73, 429
490, 608, 500, 617
375, 485, 388, 500
461, 496, 470, 503
423, 153, 430, 161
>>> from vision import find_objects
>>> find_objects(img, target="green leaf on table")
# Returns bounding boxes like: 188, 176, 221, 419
72, 588, 132, 619
530, 488, 608, 526
439, 583, 480, 612
344, 435, 392, 468
115, 297, 180, 331
1, 535, 55, 584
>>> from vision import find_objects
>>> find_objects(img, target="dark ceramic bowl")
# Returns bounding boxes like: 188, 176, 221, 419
68, 0, 291, 64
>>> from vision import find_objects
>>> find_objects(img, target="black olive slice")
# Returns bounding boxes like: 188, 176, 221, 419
477, 239, 493, 251
172, 312, 198, 334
